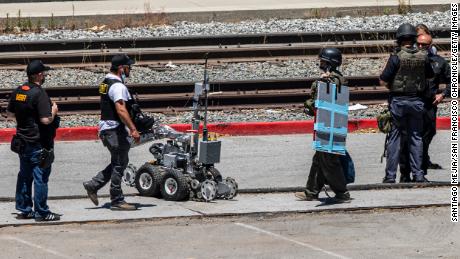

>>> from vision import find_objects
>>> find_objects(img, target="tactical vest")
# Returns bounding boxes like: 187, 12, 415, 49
391, 47, 427, 94
99, 77, 133, 122
328, 71, 347, 88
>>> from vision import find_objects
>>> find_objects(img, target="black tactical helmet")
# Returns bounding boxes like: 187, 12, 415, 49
395, 23, 417, 40
318, 48, 342, 69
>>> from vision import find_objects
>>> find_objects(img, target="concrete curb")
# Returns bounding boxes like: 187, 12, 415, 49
240, 182, 454, 194
0, 4, 450, 27
0, 203, 448, 229
0, 181, 453, 202
0, 117, 452, 143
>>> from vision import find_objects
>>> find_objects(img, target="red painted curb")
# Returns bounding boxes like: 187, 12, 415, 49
0, 117, 452, 143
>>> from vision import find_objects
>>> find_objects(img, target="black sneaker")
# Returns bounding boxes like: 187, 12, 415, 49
335, 192, 352, 203
382, 177, 396, 184
35, 212, 61, 222
294, 192, 319, 201
110, 201, 137, 211
83, 181, 99, 206
16, 211, 35, 220
428, 162, 443, 170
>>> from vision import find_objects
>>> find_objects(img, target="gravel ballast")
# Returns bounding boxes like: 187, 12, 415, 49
0, 11, 451, 41
0, 103, 451, 129
0, 58, 386, 89
0, 11, 452, 128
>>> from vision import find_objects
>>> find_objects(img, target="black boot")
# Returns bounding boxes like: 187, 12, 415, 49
83, 181, 99, 206
399, 174, 412, 183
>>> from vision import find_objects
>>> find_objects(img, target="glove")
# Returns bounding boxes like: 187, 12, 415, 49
303, 99, 315, 116
377, 109, 392, 133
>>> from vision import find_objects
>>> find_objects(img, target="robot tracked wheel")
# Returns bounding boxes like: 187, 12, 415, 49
200, 180, 218, 202
223, 177, 238, 199
134, 163, 164, 197
160, 169, 190, 201
122, 164, 137, 187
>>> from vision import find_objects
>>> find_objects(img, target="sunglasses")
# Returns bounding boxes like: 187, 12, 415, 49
417, 43, 431, 47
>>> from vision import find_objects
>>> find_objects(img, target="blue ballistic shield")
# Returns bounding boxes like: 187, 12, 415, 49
312, 81, 349, 155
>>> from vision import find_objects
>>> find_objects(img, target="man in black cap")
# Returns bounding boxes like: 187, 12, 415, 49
83, 54, 140, 210
7, 60, 60, 221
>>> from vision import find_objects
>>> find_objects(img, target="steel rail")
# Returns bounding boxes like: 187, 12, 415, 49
0, 76, 388, 113
0, 76, 380, 99
0, 38, 451, 65
0, 28, 450, 52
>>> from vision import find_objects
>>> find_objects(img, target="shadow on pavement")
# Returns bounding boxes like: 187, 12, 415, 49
315, 197, 354, 207
85, 203, 156, 210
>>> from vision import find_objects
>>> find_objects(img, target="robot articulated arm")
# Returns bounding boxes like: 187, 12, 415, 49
129, 122, 190, 148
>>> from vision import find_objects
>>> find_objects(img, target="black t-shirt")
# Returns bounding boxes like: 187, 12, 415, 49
429, 54, 451, 97
7, 82, 54, 147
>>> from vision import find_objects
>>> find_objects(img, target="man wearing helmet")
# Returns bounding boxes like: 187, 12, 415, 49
295, 48, 351, 203
399, 32, 451, 180
380, 23, 434, 183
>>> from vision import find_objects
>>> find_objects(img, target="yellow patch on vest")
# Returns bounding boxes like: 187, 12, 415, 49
15, 94, 27, 102
99, 83, 108, 94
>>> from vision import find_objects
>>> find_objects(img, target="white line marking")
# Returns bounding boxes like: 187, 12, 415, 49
234, 222, 351, 259
1, 235, 72, 259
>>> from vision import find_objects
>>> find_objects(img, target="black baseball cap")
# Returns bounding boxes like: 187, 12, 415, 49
26, 60, 52, 76
111, 54, 135, 69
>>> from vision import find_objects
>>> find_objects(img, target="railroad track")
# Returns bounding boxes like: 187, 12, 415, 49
0, 28, 451, 66
0, 76, 390, 113
0, 28, 451, 52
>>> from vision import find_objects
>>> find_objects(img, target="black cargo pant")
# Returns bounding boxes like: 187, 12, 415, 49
400, 104, 437, 177
305, 151, 348, 197
88, 126, 130, 205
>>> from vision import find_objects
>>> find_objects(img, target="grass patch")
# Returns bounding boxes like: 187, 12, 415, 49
398, 0, 412, 15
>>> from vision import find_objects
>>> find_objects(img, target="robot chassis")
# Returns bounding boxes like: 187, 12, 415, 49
122, 58, 238, 202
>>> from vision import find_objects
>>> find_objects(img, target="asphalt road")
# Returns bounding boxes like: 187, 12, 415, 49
0, 206, 457, 259
0, 132, 451, 198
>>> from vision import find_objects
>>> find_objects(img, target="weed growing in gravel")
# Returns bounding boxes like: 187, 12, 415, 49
48, 13, 56, 30
383, 7, 392, 15
16, 9, 22, 30
398, 0, 412, 15
312, 9, 322, 19
3, 13, 12, 33
144, 4, 169, 26
36, 18, 42, 33
1, 10, 40, 33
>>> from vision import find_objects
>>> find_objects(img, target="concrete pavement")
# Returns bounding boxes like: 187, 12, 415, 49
0, 131, 452, 199
0, 0, 452, 17
0, 206, 458, 259
0, 187, 451, 227
0, 0, 451, 25
0, 131, 455, 258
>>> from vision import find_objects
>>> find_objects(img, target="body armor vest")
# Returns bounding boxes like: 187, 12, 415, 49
391, 47, 427, 94
99, 77, 133, 122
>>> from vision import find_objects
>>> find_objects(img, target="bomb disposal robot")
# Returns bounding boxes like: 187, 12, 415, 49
122, 56, 238, 202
